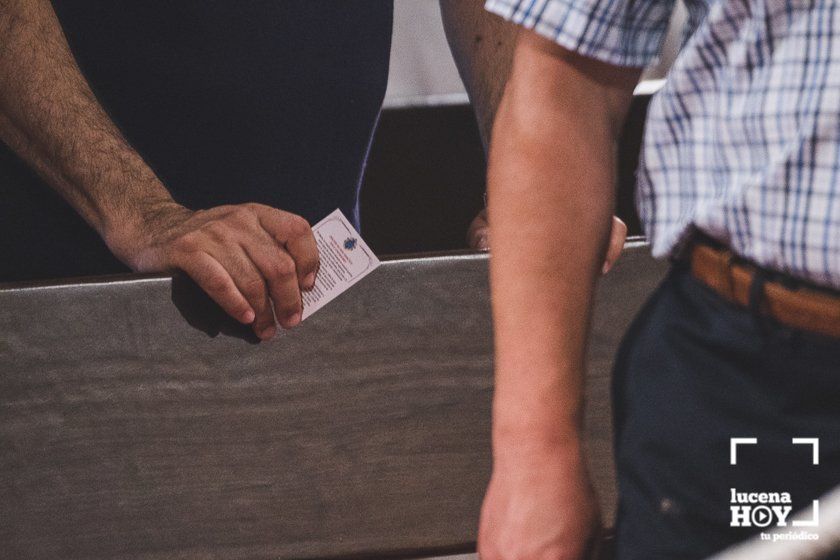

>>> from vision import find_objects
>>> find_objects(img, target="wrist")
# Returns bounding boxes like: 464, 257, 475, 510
102, 197, 188, 267
492, 425, 588, 482
491, 384, 585, 471
491, 343, 585, 420
493, 416, 583, 458
492, 378, 584, 439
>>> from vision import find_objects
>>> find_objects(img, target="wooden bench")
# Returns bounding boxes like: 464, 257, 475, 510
0, 243, 667, 559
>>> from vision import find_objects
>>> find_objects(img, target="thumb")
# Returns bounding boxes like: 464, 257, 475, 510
601, 216, 627, 274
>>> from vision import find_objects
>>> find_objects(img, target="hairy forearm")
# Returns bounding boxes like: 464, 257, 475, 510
440, 0, 515, 150
488, 34, 638, 448
0, 0, 176, 256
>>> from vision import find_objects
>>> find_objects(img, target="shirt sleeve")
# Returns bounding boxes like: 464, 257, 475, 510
485, 0, 677, 68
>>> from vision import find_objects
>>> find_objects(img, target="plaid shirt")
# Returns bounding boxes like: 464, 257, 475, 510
486, 0, 840, 289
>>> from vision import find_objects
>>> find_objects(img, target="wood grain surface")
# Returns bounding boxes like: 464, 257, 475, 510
0, 247, 668, 560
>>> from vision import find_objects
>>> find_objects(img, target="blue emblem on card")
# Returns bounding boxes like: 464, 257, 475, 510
344, 237, 357, 250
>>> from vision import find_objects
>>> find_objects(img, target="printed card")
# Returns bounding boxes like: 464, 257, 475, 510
301, 209, 380, 321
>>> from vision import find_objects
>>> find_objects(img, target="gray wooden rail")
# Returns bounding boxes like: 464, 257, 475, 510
0, 245, 668, 560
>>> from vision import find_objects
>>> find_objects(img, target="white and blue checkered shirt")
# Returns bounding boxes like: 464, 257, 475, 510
486, 0, 840, 289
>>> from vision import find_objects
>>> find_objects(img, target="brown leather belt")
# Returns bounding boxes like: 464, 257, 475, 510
689, 242, 840, 339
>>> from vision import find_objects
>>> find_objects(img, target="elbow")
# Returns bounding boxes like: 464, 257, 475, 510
491, 30, 640, 157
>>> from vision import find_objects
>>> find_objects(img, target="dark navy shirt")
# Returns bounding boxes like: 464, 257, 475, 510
0, 1, 392, 281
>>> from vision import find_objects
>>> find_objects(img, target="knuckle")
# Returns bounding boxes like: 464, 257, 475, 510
286, 214, 311, 237
240, 276, 267, 300
199, 221, 231, 241
243, 202, 267, 213
225, 205, 258, 228
273, 257, 297, 280
172, 231, 201, 252
208, 205, 236, 219
231, 205, 254, 220
202, 274, 231, 297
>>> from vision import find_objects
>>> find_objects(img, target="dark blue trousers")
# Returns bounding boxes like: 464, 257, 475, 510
613, 264, 840, 559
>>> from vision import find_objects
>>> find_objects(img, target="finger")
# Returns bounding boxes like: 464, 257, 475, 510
241, 234, 303, 330
173, 251, 255, 325
470, 226, 490, 251
467, 209, 490, 251
251, 205, 319, 290
211, 245, 276, 340
602, 216, 627, 274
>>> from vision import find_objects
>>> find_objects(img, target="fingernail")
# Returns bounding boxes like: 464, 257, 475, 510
478, 236, 490, 251
243, 309, 256, 323
285, 312, 301, 328
259, 325, 276, 340
602, 262, 611, 275
304, 272, 316, 289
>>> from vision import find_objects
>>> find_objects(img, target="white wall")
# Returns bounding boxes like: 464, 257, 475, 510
383, 0, 687, 108
384, 0, 467, 108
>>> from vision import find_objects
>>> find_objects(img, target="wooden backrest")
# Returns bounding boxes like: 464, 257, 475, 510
0, 245, 668, 560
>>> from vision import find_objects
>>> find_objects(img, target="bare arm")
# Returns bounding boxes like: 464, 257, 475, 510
440, 2, 627, 258
439, 0, 513, 251
478, 31, 640, 560
0, 0, 317, 339
0, 0, 174, 242
439, 0, 515, 151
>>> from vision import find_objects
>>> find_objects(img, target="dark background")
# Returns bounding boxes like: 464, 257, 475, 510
360, 97, 648, 255
0, 98, 649, 284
